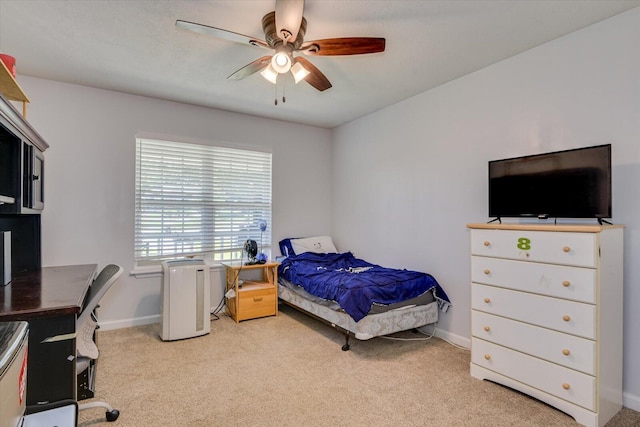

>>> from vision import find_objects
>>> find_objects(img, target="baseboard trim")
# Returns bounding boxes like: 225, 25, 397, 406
434, 328, 470, 349
99, 314, 160, 331
623, 391, 640, 412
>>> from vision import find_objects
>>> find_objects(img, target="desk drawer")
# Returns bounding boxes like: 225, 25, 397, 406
472, 310, 595, 375
472, 338, 596, 410
471, 229, 597, 268
471, 256, 596, 303
238, 286, 276, 321
472, 284, 596, 339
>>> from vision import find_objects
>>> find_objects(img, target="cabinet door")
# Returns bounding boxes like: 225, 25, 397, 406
25, 315, 76, 405
0, 124, 21, 212
21, 143, 44, 212
31, 148, 44, 210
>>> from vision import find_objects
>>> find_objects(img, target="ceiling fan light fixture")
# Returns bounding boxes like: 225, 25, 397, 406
291, 61, 310, 84
271, 47, 292, 73
260, 64, 278, 84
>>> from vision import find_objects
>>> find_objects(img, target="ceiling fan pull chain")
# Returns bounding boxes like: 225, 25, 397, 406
283, 84, 286, 103
274, 81, 278, 105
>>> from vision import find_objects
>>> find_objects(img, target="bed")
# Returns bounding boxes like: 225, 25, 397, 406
277, 236, 451, 350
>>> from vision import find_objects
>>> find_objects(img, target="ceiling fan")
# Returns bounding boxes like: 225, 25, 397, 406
175, 0, 385, 93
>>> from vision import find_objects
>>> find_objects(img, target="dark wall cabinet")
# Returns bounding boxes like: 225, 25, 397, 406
0, 95, 49, 273
0, 100, 47, 214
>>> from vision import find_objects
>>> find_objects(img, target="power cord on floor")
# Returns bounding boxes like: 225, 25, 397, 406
210, 293, 226, 321
377, 323, 470, 351
377, 323, 437, 343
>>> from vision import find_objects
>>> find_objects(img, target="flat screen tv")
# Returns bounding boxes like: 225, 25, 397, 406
488, 144, 611, 221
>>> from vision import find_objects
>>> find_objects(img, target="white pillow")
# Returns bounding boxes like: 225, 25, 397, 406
290, 236, 338, 255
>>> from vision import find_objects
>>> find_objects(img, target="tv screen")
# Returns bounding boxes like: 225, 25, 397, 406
488, 144, 611, 219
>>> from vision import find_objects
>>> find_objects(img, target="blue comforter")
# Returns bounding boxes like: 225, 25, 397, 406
278, 252, 451, 322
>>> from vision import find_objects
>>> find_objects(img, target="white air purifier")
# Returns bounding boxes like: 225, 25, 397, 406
160, 259, 211, 341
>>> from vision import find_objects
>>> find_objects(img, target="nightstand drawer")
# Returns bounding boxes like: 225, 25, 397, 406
471, 256, 596, 303
472, 284, 596, 339
237, 286, 276, 321
471, 229, 597, 267
472, 338, 596, 410
472, 310, 595, 375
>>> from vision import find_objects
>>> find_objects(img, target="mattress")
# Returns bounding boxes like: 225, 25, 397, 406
278, 280, 438, 340
278, 277, 436, 314
278, 251, 450, 321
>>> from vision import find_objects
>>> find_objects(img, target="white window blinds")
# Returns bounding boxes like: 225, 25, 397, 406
135, 138, 272, 263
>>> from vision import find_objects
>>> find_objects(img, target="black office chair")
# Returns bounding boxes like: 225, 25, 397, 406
76, 264, 123, 422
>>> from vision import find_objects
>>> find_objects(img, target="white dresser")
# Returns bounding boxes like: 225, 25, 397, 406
467, 223, 623, 427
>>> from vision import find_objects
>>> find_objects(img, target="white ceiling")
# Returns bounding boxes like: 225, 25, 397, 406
1, 0, 639, 129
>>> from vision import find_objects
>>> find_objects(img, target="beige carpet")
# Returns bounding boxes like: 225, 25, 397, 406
78, 304, 640, 426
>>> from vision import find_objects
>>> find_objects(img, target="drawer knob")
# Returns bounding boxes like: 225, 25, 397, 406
483, 269, 491, 275
253, 297, 263, 302
562, 383, 571, 390
563, 246, 571, 253
562, 349, 571, 356
562, 280, 571, 287
563, 315, 571, 322
483, 326, 491, 332
484, 298, 491, 304
484, 354, 491, 360
484, 241, 490, 247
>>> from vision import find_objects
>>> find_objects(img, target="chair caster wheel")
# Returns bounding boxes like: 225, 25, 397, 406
106, 409, 120, 422
341, 343, 350, 351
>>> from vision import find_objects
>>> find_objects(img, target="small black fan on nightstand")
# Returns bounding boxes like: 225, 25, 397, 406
244, 239, 258, 265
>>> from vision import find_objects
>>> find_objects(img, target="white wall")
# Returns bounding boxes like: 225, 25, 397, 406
18, 77, 332, 328
332, 7, 640, 409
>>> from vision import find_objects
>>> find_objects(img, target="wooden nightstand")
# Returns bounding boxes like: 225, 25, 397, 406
222, 261, 279, 323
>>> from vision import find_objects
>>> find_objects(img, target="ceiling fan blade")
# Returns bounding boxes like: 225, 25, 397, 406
227, 56, 272, 80
176, 20, 270, 49
295, 57, 332, 91
275, 0, 304, 43
299, 38, 385, 56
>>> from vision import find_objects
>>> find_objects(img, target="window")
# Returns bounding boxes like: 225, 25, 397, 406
135, 138, 272, 265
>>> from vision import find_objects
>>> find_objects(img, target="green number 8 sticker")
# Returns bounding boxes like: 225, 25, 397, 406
517, 237, 531, 250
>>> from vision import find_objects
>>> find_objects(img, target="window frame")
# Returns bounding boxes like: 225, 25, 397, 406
134, 135, 272, 269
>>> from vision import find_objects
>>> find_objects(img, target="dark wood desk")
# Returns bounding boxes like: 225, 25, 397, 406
0, 264, 96, 406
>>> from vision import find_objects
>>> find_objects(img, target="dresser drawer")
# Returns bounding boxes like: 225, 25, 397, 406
237, 286, 276, 321
471, 256, 596, 303
472, 310, 595, 375
472, 284, 596, 339
472, 338, 596, 410
470, 229, 597, 268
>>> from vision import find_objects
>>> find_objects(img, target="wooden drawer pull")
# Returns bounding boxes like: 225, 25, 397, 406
484, 354, 491, 360
483, 269, 491, 275
562, 383, 571, 390
484, 241, 490, 247
483, 326, 491, 332
484, 298, 491, 304
562, 280, 571, 287
562, 349, 571, 356
563, 246, 571, 253
563, 315, 571, 322
253, 297, 263, 302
